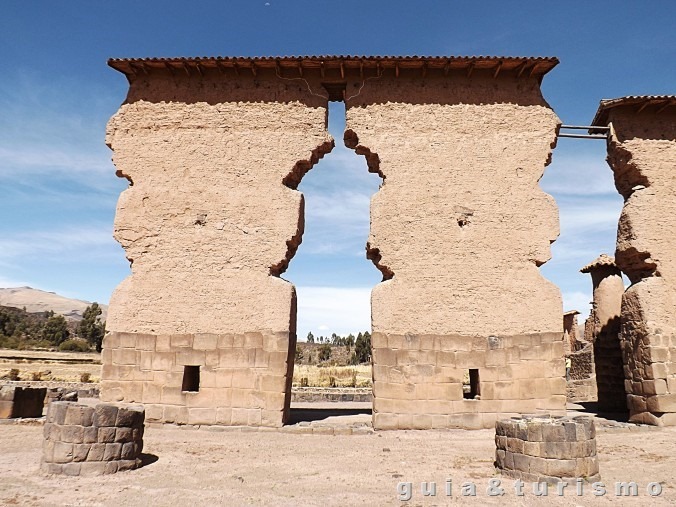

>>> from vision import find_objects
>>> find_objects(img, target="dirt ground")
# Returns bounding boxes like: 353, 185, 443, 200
0, 415, 675, 506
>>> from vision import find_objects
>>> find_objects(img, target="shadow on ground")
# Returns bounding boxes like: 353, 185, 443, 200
569, 401, 629, 424
139, 453, 159, 468
287, 407, 372, 424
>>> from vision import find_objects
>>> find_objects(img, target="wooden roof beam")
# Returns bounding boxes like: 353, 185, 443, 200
515, 61, 529, 78
466, 61, 475, 78
636, 101, 650, 113
493, 61, 503, 79
529, 63, 539, 78
656, 101, 673, 114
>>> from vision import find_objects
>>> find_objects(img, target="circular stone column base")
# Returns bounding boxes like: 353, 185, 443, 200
41, 401, 145, 476
495, 415, 600, 483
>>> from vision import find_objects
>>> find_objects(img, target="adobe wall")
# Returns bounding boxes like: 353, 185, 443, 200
102, 68, 332, 426
602, 104, 676, 425
345, 72, 566, 429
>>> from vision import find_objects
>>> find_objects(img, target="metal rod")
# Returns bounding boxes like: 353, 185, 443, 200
558, 133, 608, 139
560, 125, 610, 130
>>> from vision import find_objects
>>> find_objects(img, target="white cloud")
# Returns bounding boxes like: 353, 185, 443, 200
562, 290, 593, 321
296, 286, 372, 339
0, 225, 116, 260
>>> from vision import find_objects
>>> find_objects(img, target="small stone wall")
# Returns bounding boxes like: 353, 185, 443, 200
41, 401, 145, 476
566, 378, 598, 403
0, 385, 46, 418
569, 343, 594, 380
495, 415, 599, 483
291, 388, 372, 403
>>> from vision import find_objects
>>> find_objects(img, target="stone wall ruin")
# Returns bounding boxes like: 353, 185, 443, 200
593, 96, 676, 425
102, 55, 567, 429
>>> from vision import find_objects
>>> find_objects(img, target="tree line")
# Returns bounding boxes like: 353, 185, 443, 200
303, 331, 372, 364
0, 303, 105, 352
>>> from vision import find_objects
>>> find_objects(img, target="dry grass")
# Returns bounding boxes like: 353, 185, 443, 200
0, 349, 101, 382
293, 364, 372, 388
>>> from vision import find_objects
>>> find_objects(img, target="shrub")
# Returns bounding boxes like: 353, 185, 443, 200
80, 372, 92, 383
8, 368, 20, 381
0, 335, 20, 349
318, 344, 332, 362
41, 315, 70, 345
31, 371, 44, 381
58, 339, 90, 352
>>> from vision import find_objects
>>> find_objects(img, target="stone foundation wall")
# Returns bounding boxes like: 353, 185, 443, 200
41, 401, 144, 476
495, 415, 599, 483
0, 385, 46, 418
372, 333, 566, 429
101, 331, 289, 426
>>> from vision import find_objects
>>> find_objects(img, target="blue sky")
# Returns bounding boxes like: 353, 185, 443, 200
1, 2, 674, 339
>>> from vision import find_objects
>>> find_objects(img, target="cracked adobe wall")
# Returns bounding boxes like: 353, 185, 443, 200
596, 99, 676, 425
102, 65, 332, 427
345, 70, 565, 430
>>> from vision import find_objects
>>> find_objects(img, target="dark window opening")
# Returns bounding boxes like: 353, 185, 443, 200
464, 369, 480, 399
182, 365, 200, 392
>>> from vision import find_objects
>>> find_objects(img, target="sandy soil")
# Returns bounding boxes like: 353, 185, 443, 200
0, 418, 674, 506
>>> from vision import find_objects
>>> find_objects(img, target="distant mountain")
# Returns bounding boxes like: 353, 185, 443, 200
0, 287, 108, 321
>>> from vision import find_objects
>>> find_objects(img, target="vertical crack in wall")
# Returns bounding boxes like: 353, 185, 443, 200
270, 140, 335, 277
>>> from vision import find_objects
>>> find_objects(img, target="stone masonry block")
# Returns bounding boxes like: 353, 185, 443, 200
136, 333, 156, 351
94, 405, 119, 427
53, 442, 74, 463
87, 443, 106, 461
647, 394, 676, 413
60, 425, 84, 444
170, 334, 193, 348
112, 348, 138, 366
103, 443, 123, 461
98, 427, 117, 443
194, 333, 218, 350
72, 444, 91, 462
121, 442, 137, 460
118, 332, 137, 348
115, 427, 134, 443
